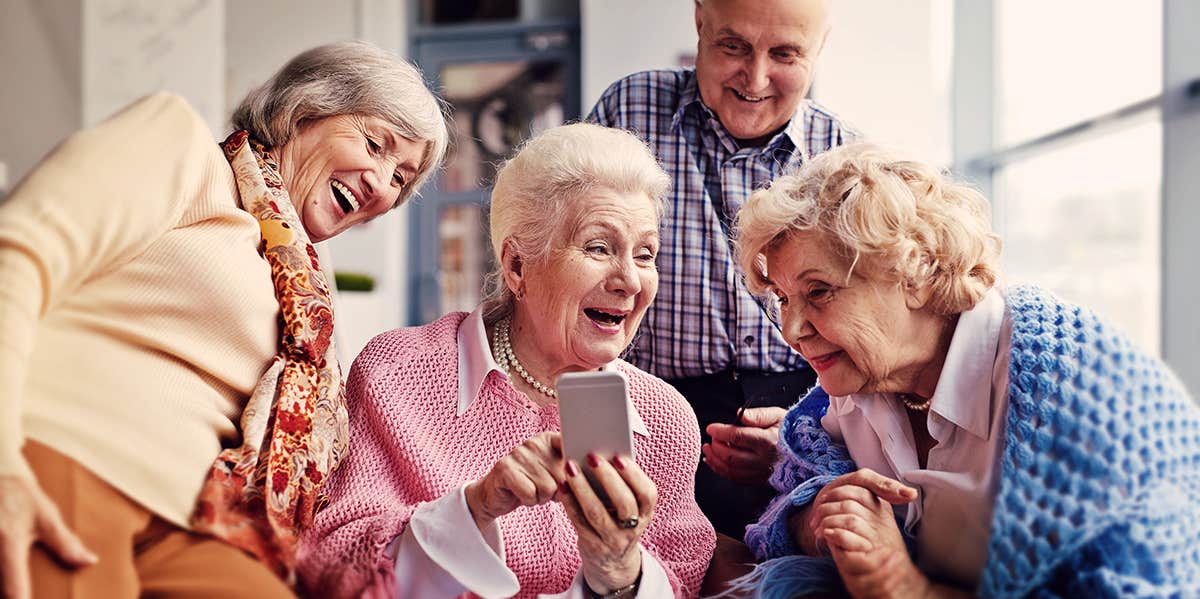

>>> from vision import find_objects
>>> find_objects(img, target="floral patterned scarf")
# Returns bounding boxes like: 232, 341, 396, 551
189, 130, 349, 584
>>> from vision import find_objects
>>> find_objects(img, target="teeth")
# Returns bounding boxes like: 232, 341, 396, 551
734, 90, 767, 102
331, 180, 361, 213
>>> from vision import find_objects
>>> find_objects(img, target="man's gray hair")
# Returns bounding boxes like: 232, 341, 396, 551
231, 41, 449, 204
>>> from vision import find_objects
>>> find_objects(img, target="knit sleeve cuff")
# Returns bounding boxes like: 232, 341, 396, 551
745, 474, 839, 560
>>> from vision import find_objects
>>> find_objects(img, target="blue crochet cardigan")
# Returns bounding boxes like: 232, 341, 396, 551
736, 285, 1200, 598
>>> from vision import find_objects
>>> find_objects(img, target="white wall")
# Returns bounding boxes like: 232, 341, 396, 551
817, 0, 953, 165
580, 0, 695, 112
0, 0, 84, 187
224, 0, 410, 365
580, 0, 953, 163
0, 0, 410, 366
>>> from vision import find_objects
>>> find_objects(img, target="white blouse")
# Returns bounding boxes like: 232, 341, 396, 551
821, 288, 1012, 587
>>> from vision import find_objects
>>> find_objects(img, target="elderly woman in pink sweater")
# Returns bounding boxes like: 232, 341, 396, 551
298, 123, 716, 598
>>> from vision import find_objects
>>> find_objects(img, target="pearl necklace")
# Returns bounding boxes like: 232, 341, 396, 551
898, 392, 932, 412
492, 317, 557, 399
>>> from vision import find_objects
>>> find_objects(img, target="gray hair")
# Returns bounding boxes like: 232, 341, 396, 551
737, 142, 1001, 315
231, 41, 449, 205
481, 123, 670, 323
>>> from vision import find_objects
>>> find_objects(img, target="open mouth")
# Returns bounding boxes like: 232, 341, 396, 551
330, 179, 361, 214
732, 89, 768, 103
807, 351, 842, 372
584, 308, 628, 327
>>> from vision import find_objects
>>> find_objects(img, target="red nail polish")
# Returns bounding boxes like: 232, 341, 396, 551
612, 455, 626, 470
587, 453, 600, 468
559, 480, 569, 493
566, 461, 578, 477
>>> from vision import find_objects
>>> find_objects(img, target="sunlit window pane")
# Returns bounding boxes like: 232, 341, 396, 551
996, 119, 1161, 354
996, 1, 1162, 145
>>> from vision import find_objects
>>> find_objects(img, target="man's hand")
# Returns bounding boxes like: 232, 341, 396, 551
702, 407, 787, 486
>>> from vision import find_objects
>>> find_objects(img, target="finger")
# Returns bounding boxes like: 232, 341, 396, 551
563, 460, 620, 535
585, 454, 639, 525
821, 523, 874, 553
847, 469, 917, 505
701, 443, 736, 479
511, 447, 564, 502
705, 423, 739, 445
814, 498, 877, 522
1, 535, 32, 599
818, 483, 886, 513
724, 426, 779, 455
707, 440, 769, 470
545, 432, 563, 457
738, 407, 787, 428
556, 481, 602, 540
33, 495, 97, 567
609, 454, 656, 518
495, 461, 540, 506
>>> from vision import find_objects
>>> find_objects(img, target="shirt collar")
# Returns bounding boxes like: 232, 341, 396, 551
927, 288, 1007, 440
672, 69, 805, 156
455, 307, 650, 438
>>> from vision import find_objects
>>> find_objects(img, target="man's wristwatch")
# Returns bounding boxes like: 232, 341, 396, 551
585, 570, 642, 599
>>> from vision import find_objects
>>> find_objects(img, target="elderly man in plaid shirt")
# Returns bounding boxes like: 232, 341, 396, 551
589, 0, 858, 538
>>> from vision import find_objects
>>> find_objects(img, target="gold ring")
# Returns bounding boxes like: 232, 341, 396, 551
619, 516, 639, 529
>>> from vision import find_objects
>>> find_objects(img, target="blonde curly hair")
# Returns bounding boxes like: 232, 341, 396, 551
736, 142, 1002, 315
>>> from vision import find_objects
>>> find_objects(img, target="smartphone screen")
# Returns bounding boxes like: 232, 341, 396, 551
557, 371, 636, 503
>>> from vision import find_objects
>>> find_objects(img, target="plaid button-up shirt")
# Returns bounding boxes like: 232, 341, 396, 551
589, 69, 858, 380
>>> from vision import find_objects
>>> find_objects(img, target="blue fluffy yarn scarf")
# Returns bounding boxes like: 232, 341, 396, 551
724, 285, 1200, 598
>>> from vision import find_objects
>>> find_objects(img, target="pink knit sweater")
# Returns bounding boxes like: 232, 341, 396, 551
298, 313, 715, 598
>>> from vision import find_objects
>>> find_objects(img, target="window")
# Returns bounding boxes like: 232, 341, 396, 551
965, 0, 1164, 352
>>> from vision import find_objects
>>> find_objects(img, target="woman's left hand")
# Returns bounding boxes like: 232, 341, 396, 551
558, 453, 655, 595
814, 482, 930, 599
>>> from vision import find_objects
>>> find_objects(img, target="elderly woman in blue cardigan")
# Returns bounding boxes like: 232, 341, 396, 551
728, 142, 1200, 598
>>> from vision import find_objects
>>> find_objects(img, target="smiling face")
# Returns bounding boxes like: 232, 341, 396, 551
507, 189, 660, 376
275, 114, 426, 242
693, 0, 829, 145
765, 232, 946, 397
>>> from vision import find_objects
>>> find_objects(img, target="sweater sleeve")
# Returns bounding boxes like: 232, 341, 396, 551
744, 387, 856, 560
0, 92, 222, 479
296, 347, 422, 599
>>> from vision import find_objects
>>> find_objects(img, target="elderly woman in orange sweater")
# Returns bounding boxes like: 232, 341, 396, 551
299, 123, 717, 598
0, 42, 447, 598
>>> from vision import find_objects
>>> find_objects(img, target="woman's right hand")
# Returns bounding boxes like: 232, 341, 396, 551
0, 475, 97, 599
789, 468, 917, 556
464, 432, 564, 530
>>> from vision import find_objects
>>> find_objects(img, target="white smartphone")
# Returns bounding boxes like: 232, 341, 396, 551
557, 371, 636, 502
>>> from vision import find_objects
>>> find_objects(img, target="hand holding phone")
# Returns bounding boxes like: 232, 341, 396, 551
557, 371, 636, 504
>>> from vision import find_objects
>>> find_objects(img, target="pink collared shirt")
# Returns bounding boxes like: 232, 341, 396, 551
821, 288, 1012, 587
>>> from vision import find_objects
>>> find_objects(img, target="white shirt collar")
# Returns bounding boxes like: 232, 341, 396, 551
926, 287, 1007, 440
455, 307, 650, 438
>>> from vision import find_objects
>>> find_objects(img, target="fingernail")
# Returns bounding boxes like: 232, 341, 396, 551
559, 480, 570, 493
612, 455, 626, 470
566, 461, 578, 477
587, 453, 600, 468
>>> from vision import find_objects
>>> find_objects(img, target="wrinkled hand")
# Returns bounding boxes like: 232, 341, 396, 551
815, 474, 928, 599
0, 475, 97, 599
702, 407, 787, 486
557, 453, 654, 594
465, 432, 564, 529
789, 468, 917, 557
